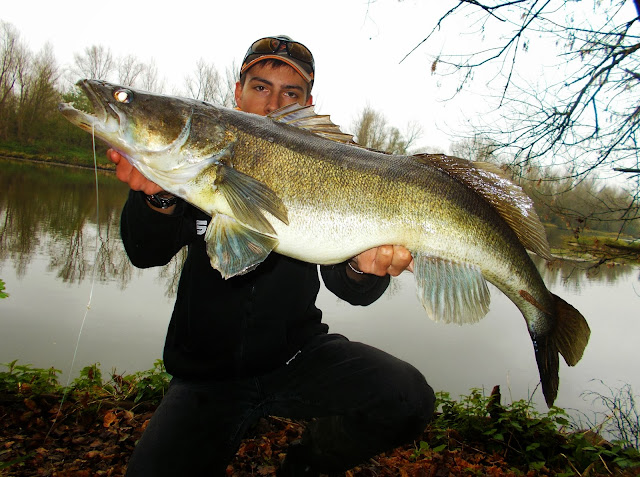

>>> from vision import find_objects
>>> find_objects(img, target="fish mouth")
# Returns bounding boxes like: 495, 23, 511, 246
58, 79, 122, 135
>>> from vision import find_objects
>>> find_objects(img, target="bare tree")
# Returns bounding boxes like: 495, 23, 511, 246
73, 45, 114, 80
404, 0, 639, 177
0, 22, 24, 106
403, 0, 639, 234
351, 106, 423, 154
450, 135, 500, 163
14, 42, 60, 140
0, 21, 28, 138
221, 60, 240, 108
184, 58, 236, 107
117, 54, 145, 87
138, 58, 165, 93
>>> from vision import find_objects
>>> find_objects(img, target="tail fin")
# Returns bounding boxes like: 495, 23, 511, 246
553, 294, 591, 367
534, 293, 591, 407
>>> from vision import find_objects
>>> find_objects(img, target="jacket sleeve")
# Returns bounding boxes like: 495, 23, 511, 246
320, 262, 390, 306
120, 190, 194, 268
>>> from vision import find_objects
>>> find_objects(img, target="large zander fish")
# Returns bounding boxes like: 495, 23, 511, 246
59, 79, 590, 407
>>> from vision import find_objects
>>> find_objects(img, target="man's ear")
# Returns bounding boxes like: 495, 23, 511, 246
234, 81, 243, 108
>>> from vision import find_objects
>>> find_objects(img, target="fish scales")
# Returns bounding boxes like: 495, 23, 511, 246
229, 114, 537, 300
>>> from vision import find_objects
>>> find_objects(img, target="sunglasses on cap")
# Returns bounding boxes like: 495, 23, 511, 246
241, 36, 315, 83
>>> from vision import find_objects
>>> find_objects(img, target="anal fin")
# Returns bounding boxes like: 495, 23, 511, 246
413, 253, 490, 325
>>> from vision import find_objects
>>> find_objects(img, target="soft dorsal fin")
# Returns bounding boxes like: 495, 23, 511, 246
268, 104, 356, 144
416, 154, 553, 260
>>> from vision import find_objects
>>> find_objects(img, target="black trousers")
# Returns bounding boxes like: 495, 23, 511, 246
125, 334, 435, 476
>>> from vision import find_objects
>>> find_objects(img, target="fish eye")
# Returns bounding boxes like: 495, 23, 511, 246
113, 89, 133, 104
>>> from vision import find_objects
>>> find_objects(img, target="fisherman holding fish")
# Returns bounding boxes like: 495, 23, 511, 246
107, 36, 435, 476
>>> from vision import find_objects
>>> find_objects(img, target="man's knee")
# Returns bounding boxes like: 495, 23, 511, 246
394, 363, 436, 438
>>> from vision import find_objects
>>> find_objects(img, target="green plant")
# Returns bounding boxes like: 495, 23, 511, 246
421, 388, 640, 474
433, 389, 567, 466
130, 359, 171, 404
96, 359, 171, 404
67, 360, 170, 405
578, 380, 640, 450
71, 362, 104, 391
0, 278, 8, 298
0, 360, 61, 394
0, 360, 170, 407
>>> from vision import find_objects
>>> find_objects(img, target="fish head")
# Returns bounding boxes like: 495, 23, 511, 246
58, 79, 230, 174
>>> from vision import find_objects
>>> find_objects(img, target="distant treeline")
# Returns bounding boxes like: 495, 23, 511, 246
521, 172, 640, 238
449, 138, 640, 239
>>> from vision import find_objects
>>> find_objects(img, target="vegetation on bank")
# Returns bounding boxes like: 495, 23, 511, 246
1, 361, 639, 476
0, 141, 111, 170
551, 227, 640, 266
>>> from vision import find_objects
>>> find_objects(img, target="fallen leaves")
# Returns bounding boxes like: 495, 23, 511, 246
1, 390, 639, 476
0, 392, 151, 476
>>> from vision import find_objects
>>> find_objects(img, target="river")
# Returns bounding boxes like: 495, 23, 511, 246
1, 159, 638, 427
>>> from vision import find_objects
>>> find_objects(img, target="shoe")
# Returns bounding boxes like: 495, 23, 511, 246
277, 442, 320, 477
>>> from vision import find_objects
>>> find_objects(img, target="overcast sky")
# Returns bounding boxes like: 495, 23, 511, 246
5, 0, 635, 157
2, 0, 494, 152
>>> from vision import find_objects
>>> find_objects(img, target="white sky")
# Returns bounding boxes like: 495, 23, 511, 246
3, 0, 637, 160
2, 0, 484, 152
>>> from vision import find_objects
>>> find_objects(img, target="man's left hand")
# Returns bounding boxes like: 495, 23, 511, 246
352, 245, 414, 277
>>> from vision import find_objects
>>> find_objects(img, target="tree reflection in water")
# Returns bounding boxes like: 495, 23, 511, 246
0, 159, 186, 296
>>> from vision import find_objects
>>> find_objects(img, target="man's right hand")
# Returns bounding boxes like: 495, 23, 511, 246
107, 149, 163, 195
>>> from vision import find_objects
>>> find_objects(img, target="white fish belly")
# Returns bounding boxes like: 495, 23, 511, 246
269, 207, 403, 264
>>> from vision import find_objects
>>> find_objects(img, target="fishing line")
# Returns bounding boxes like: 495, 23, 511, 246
46, 123, 101, 441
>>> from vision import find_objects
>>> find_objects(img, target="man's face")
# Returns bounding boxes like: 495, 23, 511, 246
235, 62, 313, 116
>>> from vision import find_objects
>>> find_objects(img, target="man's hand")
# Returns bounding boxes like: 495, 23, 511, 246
350, 245, 414, 278
107, 149, 163, 195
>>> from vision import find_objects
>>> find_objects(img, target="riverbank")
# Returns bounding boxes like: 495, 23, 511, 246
1, 362, 639, 476
0, 149, 114, 172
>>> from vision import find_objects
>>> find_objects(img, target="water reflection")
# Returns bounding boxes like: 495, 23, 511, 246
1, 159, 636, 295
533, 255, 639, 291
0, 160, 185, 295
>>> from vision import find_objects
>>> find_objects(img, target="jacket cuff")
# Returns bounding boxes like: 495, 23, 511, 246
320, 261, 390, 306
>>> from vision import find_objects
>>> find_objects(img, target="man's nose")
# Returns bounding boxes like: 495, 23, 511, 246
264, 95, 281, 114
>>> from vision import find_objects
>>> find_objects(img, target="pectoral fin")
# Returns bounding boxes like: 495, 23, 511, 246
216, 162, 289, 234
205, 214, 279, 279
413, 253, 490, 325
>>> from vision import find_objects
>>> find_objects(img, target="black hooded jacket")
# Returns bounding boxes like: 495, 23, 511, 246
120, 191, 390, 380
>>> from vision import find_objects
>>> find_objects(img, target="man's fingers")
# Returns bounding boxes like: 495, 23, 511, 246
353, 245, 414, 277
380, 245, 413, 277
108, 149, 162, 195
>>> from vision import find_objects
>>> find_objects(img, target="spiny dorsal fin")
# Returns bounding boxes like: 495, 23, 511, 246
416, 154, 553, 260
268, 104, 356, 144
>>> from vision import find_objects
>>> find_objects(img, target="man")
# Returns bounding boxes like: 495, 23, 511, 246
109, 35, 435, 476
